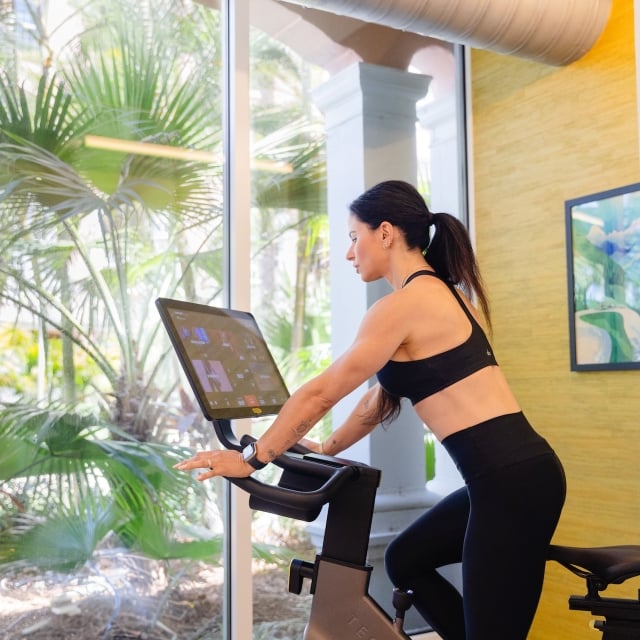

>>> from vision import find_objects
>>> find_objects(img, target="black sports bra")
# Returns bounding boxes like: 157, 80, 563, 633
376, 270, 498, 404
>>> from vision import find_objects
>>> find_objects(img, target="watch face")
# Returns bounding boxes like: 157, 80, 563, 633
243, 443, 256, 461
243, 442, 265, 469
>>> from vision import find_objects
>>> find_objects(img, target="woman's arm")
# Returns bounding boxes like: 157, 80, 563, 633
174, 294, 410, 479
300, 384, 382, 456
256, 349, 383, 463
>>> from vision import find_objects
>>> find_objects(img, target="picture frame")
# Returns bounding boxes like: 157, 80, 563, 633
565, 182, 640, 370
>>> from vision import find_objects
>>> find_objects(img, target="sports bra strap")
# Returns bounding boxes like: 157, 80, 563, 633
403, 270, 476, 324
401, 269, 438, 287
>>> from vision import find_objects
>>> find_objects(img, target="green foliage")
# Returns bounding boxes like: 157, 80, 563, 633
0, 403, 219, 571
10, 506, 118, 572
425, 432, 436, 482
0, 15, 226, 432
0, 0, 330, 579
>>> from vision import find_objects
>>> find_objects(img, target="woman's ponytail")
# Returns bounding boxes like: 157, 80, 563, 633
426, 212, 491, 331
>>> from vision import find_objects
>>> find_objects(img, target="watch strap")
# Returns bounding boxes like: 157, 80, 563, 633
243, 442, 267, 470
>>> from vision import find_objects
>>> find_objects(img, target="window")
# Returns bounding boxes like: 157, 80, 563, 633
0, 0, 228, 636
248, 3, 330, 633
0, 1, 467, 637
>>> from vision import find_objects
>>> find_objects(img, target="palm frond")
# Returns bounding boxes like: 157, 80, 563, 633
0, 403, 211, 569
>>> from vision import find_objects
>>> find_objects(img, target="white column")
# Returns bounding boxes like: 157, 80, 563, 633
417, 92, 467, 594
417, 93, 465, 498
311, 62, 437, 633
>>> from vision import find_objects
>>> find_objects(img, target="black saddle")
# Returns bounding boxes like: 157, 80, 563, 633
548, 544, 640, 598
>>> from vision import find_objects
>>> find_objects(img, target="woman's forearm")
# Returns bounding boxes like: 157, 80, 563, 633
320, 384, 380, 456
257, 378, 334, 463
254, 348, 384, 464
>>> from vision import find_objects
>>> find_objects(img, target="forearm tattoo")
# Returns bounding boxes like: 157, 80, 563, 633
265, 421, 312, 462
292, 421, 311, 436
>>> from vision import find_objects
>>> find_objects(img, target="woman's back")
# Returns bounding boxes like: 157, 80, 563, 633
377, 271, 521, 440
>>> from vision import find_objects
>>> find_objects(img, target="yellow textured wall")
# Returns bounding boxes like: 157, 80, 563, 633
470, 0, 640, 638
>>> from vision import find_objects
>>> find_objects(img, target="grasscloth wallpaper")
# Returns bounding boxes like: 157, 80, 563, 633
470, 0, 640, 637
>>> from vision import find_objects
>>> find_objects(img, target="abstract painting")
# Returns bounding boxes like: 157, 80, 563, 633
565, 182, 640, 370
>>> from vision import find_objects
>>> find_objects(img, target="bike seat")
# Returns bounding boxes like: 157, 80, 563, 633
548, 544, 640, 587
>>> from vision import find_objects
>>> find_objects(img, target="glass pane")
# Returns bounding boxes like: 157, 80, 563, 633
246, 4, 462, 638
411, 41, 463, 219
0, 0, 226, 638
248, 1, 330, 636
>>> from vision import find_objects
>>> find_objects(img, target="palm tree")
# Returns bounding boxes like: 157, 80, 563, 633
0, 0, 331, 570
249, 30, 330, 395
0, 0, 224, 439
0, 0, 227, 568
0, 403, 217, 569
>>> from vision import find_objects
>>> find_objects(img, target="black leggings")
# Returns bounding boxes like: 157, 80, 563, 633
385, 413, 566, 640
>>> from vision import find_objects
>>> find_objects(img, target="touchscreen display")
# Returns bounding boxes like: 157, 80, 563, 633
156, 298, 289, 420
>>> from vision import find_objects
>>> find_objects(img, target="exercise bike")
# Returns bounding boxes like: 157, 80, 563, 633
156, 297, 415, 637
212, 418, 416, 639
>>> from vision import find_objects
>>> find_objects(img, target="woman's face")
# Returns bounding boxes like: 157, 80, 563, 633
346, 214, 385, 282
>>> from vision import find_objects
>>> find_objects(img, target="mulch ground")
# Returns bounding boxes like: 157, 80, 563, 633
0, 556, 313, 640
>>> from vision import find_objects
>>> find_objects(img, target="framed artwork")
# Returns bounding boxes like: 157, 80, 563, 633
565, 182, 640, 370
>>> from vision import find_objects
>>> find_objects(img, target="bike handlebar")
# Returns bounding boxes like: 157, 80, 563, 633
210, 418, 363, 521
228, 463, 357, 515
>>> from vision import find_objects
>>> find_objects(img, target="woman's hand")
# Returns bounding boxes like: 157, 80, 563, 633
173, 449, 253, 481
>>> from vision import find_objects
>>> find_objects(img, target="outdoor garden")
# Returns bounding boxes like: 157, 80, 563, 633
0, 0, 330, 636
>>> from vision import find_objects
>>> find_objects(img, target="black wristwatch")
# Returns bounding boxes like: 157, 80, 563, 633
242, 441, 267, 470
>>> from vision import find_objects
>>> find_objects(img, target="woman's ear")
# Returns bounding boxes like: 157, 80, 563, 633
380, 221, 394, 248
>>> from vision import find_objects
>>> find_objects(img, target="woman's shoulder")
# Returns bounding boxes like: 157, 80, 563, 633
362, 282, 438, 334
359, 287, 417, 335
395, 276, 480, 328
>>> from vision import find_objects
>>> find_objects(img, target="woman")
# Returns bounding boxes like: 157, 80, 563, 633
174, 180, 566, 639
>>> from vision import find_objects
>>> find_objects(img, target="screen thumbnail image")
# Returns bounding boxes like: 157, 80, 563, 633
180, 325, 210, 344
192, 359, 233, 393
248, 361, 285, 392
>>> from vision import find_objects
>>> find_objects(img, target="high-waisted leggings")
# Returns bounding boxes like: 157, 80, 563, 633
385, 412, 566, 640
